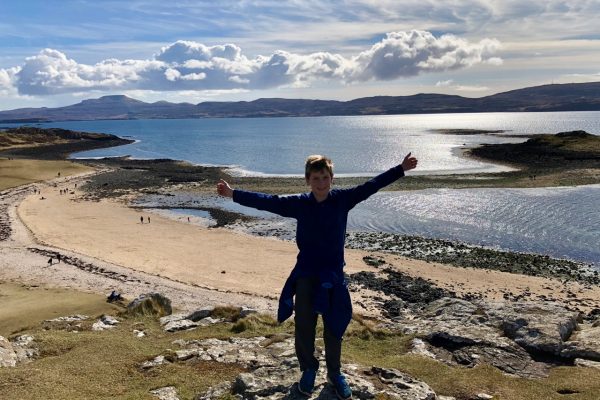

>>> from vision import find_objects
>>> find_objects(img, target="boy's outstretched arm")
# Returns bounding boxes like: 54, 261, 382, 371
345, 152, 418, 209
217, 179, 234, 198
216, 179, 300, 218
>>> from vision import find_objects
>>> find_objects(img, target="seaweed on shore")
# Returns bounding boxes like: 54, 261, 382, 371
346, 232, 599, 286
349, 267, 454, 318
78, 158, 225, 199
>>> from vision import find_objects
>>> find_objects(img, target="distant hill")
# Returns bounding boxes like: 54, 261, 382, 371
1, 82, 600, 122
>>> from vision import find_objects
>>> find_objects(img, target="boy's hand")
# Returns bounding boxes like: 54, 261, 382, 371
217, 179, 234, 198
401, 152, 418, 171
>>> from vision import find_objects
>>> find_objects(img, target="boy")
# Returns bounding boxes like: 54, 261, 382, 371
217, 153, 418, 399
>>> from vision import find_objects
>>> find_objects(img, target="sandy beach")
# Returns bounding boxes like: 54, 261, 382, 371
4, 170, 597, 315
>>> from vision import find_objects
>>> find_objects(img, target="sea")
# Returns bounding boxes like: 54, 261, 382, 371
8, 111, 600, 266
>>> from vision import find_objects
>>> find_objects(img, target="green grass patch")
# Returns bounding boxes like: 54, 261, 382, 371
0, 282, 119, 336
3, 291, 600, 400
0, 159, 92, 191
532, 131, 600, 153
0, 314, 245, 400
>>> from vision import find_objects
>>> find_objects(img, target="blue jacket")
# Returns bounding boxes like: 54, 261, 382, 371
232, 164, 405, 338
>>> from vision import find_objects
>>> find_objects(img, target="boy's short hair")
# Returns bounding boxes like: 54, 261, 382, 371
305, 155, 334, 179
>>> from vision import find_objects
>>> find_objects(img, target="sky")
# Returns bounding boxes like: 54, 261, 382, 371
0, 0, 599, 111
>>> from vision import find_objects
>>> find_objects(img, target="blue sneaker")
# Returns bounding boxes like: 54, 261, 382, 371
328, 374, 352, 399
298, 369, 317, 396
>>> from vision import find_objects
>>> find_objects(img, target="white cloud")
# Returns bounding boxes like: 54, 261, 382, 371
352, 31, 502, 81
0, 68, 13, 89
7, 31, 502, 96
559, 72, 600, 83
436, 79, 454, 87
454, 84, 489, 92
436, 79, 488, 92
0, 66, 20, 96
155, 41, 243, 64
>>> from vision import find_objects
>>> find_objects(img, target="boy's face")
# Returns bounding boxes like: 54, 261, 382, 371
306, 168, 333, 200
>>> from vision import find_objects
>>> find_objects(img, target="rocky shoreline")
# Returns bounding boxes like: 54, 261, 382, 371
345, 232, 599, 285
3, 126, 596, 291
72, 154, 599, 286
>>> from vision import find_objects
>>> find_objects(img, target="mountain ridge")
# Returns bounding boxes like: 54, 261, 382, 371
1, 82, 599, 122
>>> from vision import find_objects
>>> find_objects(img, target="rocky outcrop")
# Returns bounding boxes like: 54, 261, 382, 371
0, 335, 37, 367
127, 292, 172, 317
158, 306, 257, 332
151, 386, 180, 400
139, 335, 437, 399
92, 315, 120, 331
561, 325, 600, 361
387, 297, 589, 378
500, 303, 579, 356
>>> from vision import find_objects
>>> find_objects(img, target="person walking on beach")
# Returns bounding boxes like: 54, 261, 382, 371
140, 216, 144, 224
217, 153, 418, 399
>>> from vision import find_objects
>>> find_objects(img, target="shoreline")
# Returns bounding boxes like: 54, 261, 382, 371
6, 173, 599, 316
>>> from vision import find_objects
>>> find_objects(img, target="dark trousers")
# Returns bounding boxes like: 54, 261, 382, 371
294, 277, 342, 378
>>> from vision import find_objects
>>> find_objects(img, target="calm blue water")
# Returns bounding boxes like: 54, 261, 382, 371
13, 110, 600, 176
349, 185, 600, 265
7, 111, 599, 265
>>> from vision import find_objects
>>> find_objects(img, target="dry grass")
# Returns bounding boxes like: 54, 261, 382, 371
2, 285, 600, 400
0, 315, 244, 400
0, 158, 92, 191
0, 131, 70, 149
536, 132, 600, 153
0, 282, 119, 337
343, 335, 600, 400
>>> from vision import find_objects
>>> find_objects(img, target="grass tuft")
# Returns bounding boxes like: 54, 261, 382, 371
211, 305, 244, 322
230, 313, 280, 333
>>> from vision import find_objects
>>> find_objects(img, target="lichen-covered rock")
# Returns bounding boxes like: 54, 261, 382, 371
160, 313, 189, 326
45, 315, 89, 323
370, 366, 437, 399
127, 293, 172, 317
92, 315, 120, 331
240, 306, 258, 318
187, 307, 214, 321
500, 303, 579, 355
0, 336, 18, 367
0, 335, 37, 367
163, 336, 437, 399
42, 314, 89, 331
163, 319, 199, 333
561, 324, 600, 361
574, 358, 600, 369
387, 298, 585, 378
140, 355, 169, 370
151, 386, 180, 400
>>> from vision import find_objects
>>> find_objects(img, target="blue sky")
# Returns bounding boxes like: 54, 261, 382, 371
0, 0, 599, 110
